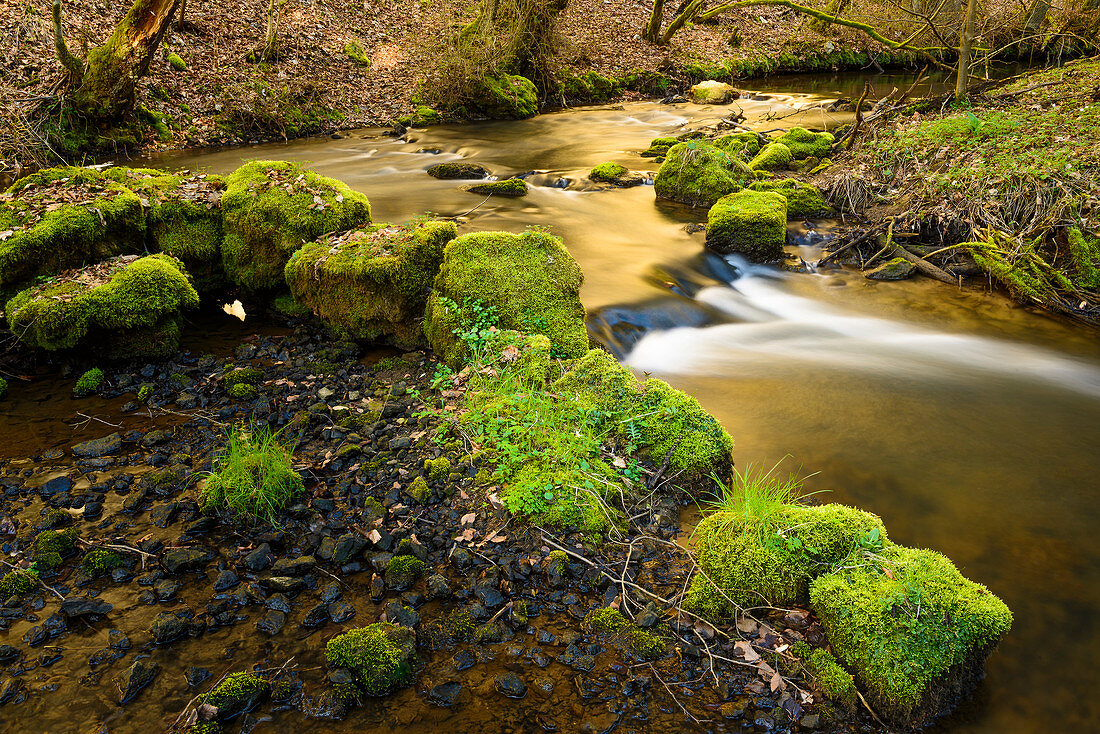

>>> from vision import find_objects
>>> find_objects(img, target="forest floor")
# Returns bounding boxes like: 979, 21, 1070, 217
0, 0, 914, 164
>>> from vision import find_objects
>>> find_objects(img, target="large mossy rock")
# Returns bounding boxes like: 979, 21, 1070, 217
325, 623, 416, 696
551, 349, 734, 480
705, 190, 788, 261
714, 131, 763, 159
654, 141, 753, 208
220, 161, 372, 291
776, 127, 835, 160
469, 74, 539, 119
285, 220, 457, 347
423, 230, 588, 366
749, 178, 832, 218
686, 503, 887, 615
748, 142, 793, 172
810, 545, 1013, 727
0, 167, 145, 292
5, 254, 198, 359
103, 167, 227, 294
688, 80, 740, 105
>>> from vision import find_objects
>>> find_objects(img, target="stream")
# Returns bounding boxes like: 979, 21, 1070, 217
6, 69, 1100, 733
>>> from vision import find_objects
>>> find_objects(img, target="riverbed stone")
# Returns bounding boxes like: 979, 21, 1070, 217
161, 547, 212, 574
117, 656, 159, 703
705, 190, 788, 262
495, 672, 528, 698
325, 623, 416, 696
654, 141, 753, 208
865, 257, 916, 280
689, 80, 740, 105
427, 162, 489, 179
72, 433, 123, 458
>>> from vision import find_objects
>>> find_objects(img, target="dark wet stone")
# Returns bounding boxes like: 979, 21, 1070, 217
117, 656, 159, 703
150, 502, 178, 527
533, 677, 554, 695
186, 666, 211, 687
866, 257, 916, 280
39, 475, 73, 498
256, 609, 286, 636
635, 601, 660, 628
82, 500, 104, 519
161, 547, 212, 574
0, 676, 24, 705
72, 433, 123, 458
271, 555, 316, 576
260, 576, 306, 594
473, 583, 504, 610
495, 672, 527, 699
370, 574, 384, 601
213, 570, 240, 591
452, 649, 477, 671
242, 543, 274, 571
109, 629, 131, 650
141, 430, 172, 448
265, 593, 293, 614
425, 574, 451, 600
319, 582, 342, 604
753, 711, 776, 729
384, 600, 419, 627
328, 602, 355, 623
154, 579, 181, 601
327, 667, 357, 687
150, 612, 185, 644
302, 603, 329, 627
60, 597, 113, 618
395, 537, 428, 561
330, 535, 366, 565
799, 713, 821, 728
0, 645, 19, 664
531, 650, 551, 668
122, 488, 148, 513
43, 612, 66, 637
428, 680, 463, 707
23, 625, 47, 647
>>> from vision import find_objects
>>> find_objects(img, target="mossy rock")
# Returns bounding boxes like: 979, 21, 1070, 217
686, 503, 887, 614
641, 136, 679, 158
325, 623, 416, 696
220, 160, 371, 291
588, 162, 641, 187
343, 39, 371, 67
0, 166, 146, 291
463, 179, 527, 197
201, 671, 269, 720
865, 257, 916, 281
167, 52, 187, 71
423, 230, 588, 366
0, 569, 38, 597
654, 141, 752, 208
705, 190, 788, 262
32, 527, 79, 572
103, 167, 227, 294
0, 377, 7, 400
776, 127, 835, 160
551, 349, 733, 479
749, 178, 831, 218
810, 545, 1013, 727
426, 162, 489, 180
583, 607, 665, 660
714, 131, 764, 159
469, 74, 538, 120
688, 80, 739, 105
1066, 226, 1100, 289
73, 368, 105, 397
285, 220, 456, 347
791, 642, 857, 709
748, 142, 793, 172
5, 254, 199, 359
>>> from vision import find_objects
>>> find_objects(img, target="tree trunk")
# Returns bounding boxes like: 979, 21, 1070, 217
645, 0, 666, 43
70, 0, 182, 123
1023, 0, 1049, 36
955, 0, 978, 100
176, 0, 187, 27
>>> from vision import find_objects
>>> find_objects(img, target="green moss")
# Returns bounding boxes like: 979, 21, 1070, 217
167, 52, 187, 71
705, 190, 788, 262
396, 106, 442, 127
714, 132, 763, 159
1066, 227, 1100, 289
200, 671, 269, 717
32, 527, 79, 571
343, 40, 371, 67
227, 383, 257, 400
810, 545, 1013, 726
686, 503, 887, 615
405, 476, 430, 503
73, 367, 105, 397
224, 367, 265, 387
469, 74, 538, 119
137, 384, 153, 402
473, 621, 505, 644
0, 569, 38, 597
426, 162, 488, 180
547, 550, 569, 574
0, 377, 7, 399
0, 166, 146, 291
423, 230, 587, 366
425, 456, 452, 479
199, 427, 303, 524
584, 607, 665, 660
385, 555, 425, 589
776, 128, 835, 160
189, 722, 222, 734
420, 609, 475, 648
748, 142, 793, 172
81, 548, 123, 575
749, 179, 831, 218
220, 160, 372, 291
641, 136, 679, 158
463, 179, 527, 197
589, 162, 628, 182
285, 220, 456, 347
6, 254, 198, 358
325, 623, 416, 695
654, 141, 752, 208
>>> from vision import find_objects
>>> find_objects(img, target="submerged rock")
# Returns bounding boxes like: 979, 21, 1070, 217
463, 178, 528, 197
72, 433, 123, 458
426, 162, 489, 180
705, 190, 788, 262
117, 656, 159, 703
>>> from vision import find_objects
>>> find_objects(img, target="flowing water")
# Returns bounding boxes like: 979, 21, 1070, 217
16, 69, 1100, 732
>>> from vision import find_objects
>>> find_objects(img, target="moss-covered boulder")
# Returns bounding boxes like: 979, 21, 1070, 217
463, 178, 527, 197
201, 671, 269, 720
0, 166, 145, 291
551, 349, 733, 479
103, 167, 227, 293
220, 161, 371, 291
654, 141, 752, 208
749, 178, 831, 218
426, 162, 490, 180
423, 230, 588, 366
469, 73, 538, 119
688, 80, 740, 105
791, 641, 857, 709
810, 545, 1013, 726
325, 623, 416, 696
714, 131, 764, 159
0, 569, 38, 598
285, 220, 456, 347
748, 142, 793, 172
641, 136, 679, 158
705, 190, 788, 262
589, 162, 641, 187
865, 257, 917, 280
5, 254, 199, 359
584, 607, 665, 660
686, 503, 887, 614
776, 127, 835, 160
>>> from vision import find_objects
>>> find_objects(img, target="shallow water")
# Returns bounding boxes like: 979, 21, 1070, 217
14, 69, 1100, 733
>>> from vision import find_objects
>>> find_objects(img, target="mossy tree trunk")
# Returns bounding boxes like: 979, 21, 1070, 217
955, 0, 979, 99
58, 0, 181, 124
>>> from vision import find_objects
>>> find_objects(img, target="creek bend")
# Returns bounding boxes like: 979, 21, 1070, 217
4, 71, 1099, 733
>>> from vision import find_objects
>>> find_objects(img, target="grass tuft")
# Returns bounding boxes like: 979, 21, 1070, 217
199, 425, 303, 524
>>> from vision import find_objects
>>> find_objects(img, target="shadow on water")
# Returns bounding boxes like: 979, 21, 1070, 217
18, 69, 1100, 733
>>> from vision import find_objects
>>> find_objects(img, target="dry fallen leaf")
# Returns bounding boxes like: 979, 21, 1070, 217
460, 512, 476, 525
734, 640, 761, 662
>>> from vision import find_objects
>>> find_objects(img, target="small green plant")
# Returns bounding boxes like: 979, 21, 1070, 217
137, 383, 153, 402
707, 460, 815, 539
439, 296, 499, 357
199, 426, 303, 524
73, 368, 105, 397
